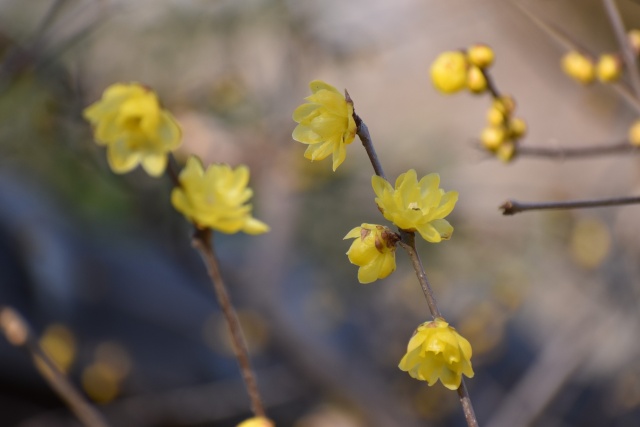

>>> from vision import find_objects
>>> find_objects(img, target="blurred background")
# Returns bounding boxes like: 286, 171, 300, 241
1, 0, 640, 426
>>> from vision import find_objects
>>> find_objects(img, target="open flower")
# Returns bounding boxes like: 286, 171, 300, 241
237, 417, 274, 427
344, 224, 398, 284
171, 156, 269, 234
399, 318, 474, 390
292, 80, 357, 171
83, 83, 182, 177
372, 170, 458, 243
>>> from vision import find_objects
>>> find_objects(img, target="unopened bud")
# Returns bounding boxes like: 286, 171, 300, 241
596, 54, 621, 82
562, 51, 595, 84
481, 126, 506, 151
467, 66, 487, 93
430, 51, 468, 94
467, 44, 495, 69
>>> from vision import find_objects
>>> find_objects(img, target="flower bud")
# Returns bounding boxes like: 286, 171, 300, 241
496, 140, 516, 163
466, 66, 487, 93
628, 120, 640, 146
596, 54, 621, 82
467, 44, 495, 68
486, 106, 505, 126
430, 51, 468, 94
480, 126, 506, 150
628, 29, 640, 56
561, 51, 595, 84
493, 95, 516, 115
509, 117, 527, 139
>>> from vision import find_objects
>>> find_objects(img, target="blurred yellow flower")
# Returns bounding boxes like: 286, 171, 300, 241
399, 318, 474, 390
237, 417, 274, 427
292, 80, 357, 171
596, 54, 621, 82
84, 83, 182, 177
171, 156, 269, 234
344, 223, 398, 284
466, 66, 487, 94
629, 120, 640, 146
372, 170, 457, 243
467, 44, 495, 69
430, 51, 468, 94
561, 51, 595, 84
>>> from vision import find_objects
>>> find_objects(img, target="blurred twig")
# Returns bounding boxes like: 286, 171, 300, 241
501, 195, 640, 215
516, 141, 639, 159
603, 0, 640, 98
0, 306, 111, 427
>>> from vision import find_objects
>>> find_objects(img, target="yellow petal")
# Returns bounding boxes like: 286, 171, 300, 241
242, 217, 270, 235
106, 140, 140, 174
309, 80, 340, 95
141, 153, 168, 177
292, 125, 321, 144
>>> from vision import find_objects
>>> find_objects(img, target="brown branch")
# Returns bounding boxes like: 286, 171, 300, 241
191, 229, 266, 418
516, 141, 638, 159
0, 306, 111, 427
501, 195, 640, 215
348, 91, 386, 180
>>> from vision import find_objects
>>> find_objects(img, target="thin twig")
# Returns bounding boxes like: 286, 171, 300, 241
516, 141, 638, 159
397, 231, 442, 319
0, 306, 111, 427
351, 107, 479, 427
191, 228, 267, 418
501, 195, 640, 215
603, 0, 640, 98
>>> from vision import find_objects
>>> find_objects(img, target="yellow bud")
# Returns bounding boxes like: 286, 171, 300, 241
628, 120, 640, 146
430, 51, 468, 94
481, 126, 506, 151
628, 29, 640, 55
486, 106, 505, 126
496, 140, 516, 163
509, 117, 527, 139
596, 54, 621, 82
561, 51, 595, 84
467, 44, 495, 68
493, 95, 515, 115
466, 66, 487, 93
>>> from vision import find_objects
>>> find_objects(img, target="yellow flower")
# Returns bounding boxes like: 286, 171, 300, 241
596, 54, 621, 82
430, 51, 468, 94
344, 224, 398, 284
398, 318, 474, 390
171, 156, 269, 234
372, 170, 457, 243
237, 417, 274, 427
84, 83, 182, 177
467, 44, 495, 69
292, 80, 357, 171
561, 51, 595, 84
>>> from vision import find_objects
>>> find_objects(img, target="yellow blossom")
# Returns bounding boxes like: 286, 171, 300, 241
344, 224, 398, 284
561, 51, 595, 84
171, 156, 269, 234
372, 170, 457, 243
83, 83, 181, 177
430, 51, 468, 94
398, 318, 474, 390
467, 44, 495, 69
237, 417, 274, 427
292, 80, 357, 171
596, 54, 621, 82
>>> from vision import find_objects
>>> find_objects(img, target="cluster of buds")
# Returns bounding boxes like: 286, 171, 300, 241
430, 44, 495, 94
480, 95, 527, 162
560, 28, 640, 85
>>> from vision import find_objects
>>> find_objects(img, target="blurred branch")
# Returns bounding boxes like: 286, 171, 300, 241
0, 307, 111, 427
515, 141, 639, 159
603, 0, 640, 98
501, 195, 640, 215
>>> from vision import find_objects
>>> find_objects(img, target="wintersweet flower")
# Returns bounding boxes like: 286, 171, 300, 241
372, 170, 458, 243
84, 82, 181, 177
561, 51, 595, 84
430, 51, 468, 94
344, 224, 398, 284
171, 156, 269, 234
596, 54, 621, 82
398, 318, 474, 390
237, 417, 274, 427
292, 80, 357, 171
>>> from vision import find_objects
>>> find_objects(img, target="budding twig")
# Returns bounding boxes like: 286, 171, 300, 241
516, 141, 639, 159
603, 0, 640, 98
501, 195, 640, 215
0, 306, 111, 427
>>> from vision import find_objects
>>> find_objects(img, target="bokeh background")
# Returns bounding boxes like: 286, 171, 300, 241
1, 0, 640, 426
